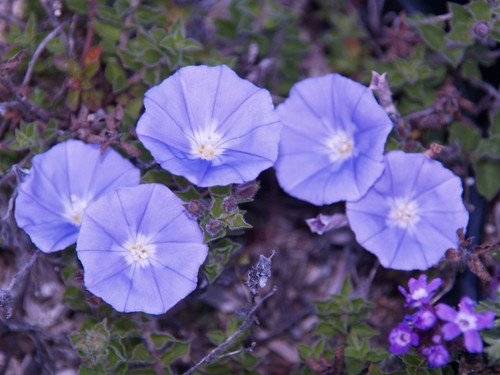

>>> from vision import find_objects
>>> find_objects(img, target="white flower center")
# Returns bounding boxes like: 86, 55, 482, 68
193, 118, 223, 160
387, 197, 420, 230
123, 234, 156, 268
411, 287, 428, 300
326, 131, 355, 162
396, 331, 410, 346
64, 194, 89, 226
456, 312, 477, 331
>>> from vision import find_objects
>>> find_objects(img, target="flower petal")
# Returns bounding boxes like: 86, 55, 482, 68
77, 183, 208, 314
346, 151, 469, 270
14, 140, 140, 253
274, 73, 392, 205
136, 65, 281, 187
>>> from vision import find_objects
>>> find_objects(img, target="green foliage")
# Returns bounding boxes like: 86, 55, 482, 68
300, 276, 389, 375
71, 317, 190, 374
199, 317, 261, 374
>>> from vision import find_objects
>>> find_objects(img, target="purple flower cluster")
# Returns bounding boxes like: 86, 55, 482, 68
389, 275, 495, 368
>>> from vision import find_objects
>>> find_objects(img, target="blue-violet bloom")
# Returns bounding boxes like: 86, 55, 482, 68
136, 65, 281, 187
414, 306, 438, 330
436, 296, 495, 353
346, 151, 469, 270
76, 183, 208, 315
422, 345, 450, 368
398, 274, 442, 307
389, 323, 419, 355
274, 73, 392, 205
14, 139, 140, 253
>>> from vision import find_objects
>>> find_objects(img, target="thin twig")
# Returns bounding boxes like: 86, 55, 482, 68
23, 21, 69, 87
182, 286, 277, 375
214, 342, 256, 360
418, 13, 452, 24
7, 251, 40, 291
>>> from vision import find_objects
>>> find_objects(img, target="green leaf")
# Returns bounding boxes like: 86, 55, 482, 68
131, 343, 154, 361
490, 109, 500, 136
467, 0, 492, 21
418, 22, 446, 51
175, 186, 202, 202
150, 332, 175, 349
105, 61, 128, 92
449, 121, 482, 155
476, 135, 500, 158
161, 341, 190, 365
449, 2, 473, 26
223, 210, 252, 230
93, 18, 121, 42
66, 0, 89, 14
202, 238, 241, 283
446, 23, 474, 45
483, 336, 500, 365
10, 121, 39, 151
472, 159, 500, 200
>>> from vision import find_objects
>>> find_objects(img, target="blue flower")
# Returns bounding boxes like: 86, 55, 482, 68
388, 322, 419, 354
422, 345, 449, 368
436, 296, 495, 353
346, 151, 469, 270
274, 73, 392, 205
76, 183, 208, 314
14, 140, 140, 253
398, 274, 443, 307
136, 65, 281, 187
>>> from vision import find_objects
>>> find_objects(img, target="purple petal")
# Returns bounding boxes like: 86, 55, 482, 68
346, 151, 469, 270
476, 311, 495, 330
14, 140, 140, 253
463, 330, 483, 353
440, 322, 462, 340
274, 73, 392, 205
136, 65, 281, 187
77, 183, 208, 314
436, 303, 458, 322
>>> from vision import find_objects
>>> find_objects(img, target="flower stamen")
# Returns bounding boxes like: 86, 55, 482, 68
326, 131, 355, 162
387, 197, 420, 230
123, 234, 156, 268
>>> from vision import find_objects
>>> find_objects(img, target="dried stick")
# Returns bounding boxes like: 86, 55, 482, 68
182, 286, 277, 375
23, 20, 69, 87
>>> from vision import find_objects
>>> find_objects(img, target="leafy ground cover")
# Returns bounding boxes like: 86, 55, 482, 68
1, 0, 500, 374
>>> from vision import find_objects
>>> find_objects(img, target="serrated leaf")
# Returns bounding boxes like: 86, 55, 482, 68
418, 22, 446, 51
161, 341, 190, 365
131, 343, 154, 361
202, 238, 241, 283
467, 0, 492, 21
175, 186, 202, 202
446, 23, 474, 45
10, 122, 39, 151
224, 210, 252, 230
150, 332, 175, 349
449, 3, 473, 26
209, 185, 233, 196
